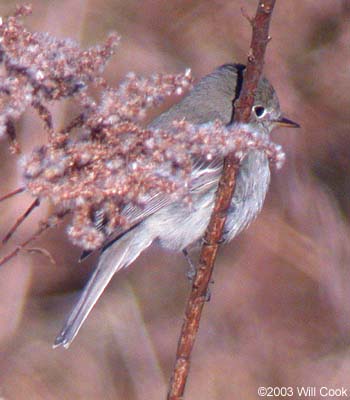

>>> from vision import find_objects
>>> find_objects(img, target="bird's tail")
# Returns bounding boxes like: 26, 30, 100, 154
53, 224, 153, 349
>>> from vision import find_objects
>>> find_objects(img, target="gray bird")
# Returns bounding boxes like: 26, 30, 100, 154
54, 63, 299, 348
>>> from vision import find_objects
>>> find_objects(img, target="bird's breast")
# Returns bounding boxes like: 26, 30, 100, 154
223, 150, 270, 242
150, 150, 270, 251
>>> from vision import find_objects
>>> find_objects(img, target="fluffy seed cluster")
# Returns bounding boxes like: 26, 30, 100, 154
24, 117, 284, 250
23, 71, 195, 250
1, 6, 285, 251
0, 5, 119, 151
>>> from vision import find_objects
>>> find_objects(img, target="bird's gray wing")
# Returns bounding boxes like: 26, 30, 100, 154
79, 157, 223, 261
54, 157, 223, 348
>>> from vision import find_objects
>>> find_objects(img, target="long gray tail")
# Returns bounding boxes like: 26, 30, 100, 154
53, 224, 153, 349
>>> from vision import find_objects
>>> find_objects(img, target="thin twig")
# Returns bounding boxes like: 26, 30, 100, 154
32, 100, 54, 133
0, 186, 25, 202
26, 247, 56, 265
2, 198, 40, 244
6, 119, 21, 154
241, 7, 254, 26
0, 210, 69, 267
60, 112, 85, 135
167, 1, 277, 399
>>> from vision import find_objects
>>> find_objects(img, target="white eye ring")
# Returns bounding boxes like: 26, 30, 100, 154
253, 105, 266, 118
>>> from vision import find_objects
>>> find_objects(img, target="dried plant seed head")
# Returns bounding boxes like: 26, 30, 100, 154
0, 6, 119, 148
0, 8, 286, 253
23, 111, 284, 251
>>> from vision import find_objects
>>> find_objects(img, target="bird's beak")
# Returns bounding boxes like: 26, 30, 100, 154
275, 116, 300, 128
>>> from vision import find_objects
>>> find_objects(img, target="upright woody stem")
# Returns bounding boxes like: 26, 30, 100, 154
167, 1, 277, 399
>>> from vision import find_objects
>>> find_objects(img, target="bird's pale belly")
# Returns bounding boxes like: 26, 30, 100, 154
148, 151, 270, 251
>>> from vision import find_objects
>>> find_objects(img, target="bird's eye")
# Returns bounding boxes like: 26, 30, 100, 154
253, 106, 266, 118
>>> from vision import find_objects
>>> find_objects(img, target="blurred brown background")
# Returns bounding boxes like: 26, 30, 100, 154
1, 1, 350, 399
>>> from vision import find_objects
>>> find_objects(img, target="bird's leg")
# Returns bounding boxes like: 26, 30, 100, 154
182, 248, 197, 281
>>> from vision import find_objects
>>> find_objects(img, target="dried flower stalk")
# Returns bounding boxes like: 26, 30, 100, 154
0, 5, 283, 273
0, 4, 119, 150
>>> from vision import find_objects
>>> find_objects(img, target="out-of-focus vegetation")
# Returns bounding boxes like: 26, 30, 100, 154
1, 1, 350, 399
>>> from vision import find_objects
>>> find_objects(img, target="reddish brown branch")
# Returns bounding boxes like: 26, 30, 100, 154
32, 101, 53, 133
60, 113, 85, 135
235, 1, 276, 123
167, 1, 276, 399
6, 119, 21, 154
0, 186, 25, 202
2, 198, 40, 244
0, 211, 69, 267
